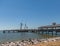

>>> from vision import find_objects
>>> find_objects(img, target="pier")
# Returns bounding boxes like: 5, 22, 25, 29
3, 23, 60, 35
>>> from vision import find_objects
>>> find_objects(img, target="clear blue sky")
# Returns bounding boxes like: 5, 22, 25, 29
0, 0, 60, 30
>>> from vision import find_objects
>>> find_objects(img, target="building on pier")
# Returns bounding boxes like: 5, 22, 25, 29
38, 23, 60, 30
38, 23, 60, 35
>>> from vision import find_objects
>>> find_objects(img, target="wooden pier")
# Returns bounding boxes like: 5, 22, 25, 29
3, 23, 60, 36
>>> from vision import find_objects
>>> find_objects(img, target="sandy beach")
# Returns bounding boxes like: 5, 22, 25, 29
0, 37, 60, 46
32, 39, 60, 46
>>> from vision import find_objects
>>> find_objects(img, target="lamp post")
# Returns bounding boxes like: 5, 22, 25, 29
20, 23, 23, 30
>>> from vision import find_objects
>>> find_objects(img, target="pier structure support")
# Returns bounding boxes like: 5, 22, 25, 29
41, 31, 43, 34
47, 29, 53, 36
46, 30, 48, 34
41, 30, 44, 35
52, 31, 53, 36
8, 31, 10, 33
40, 30, 42, 33
46, 28, 48, 34
3, 31, 5, 33
55, 31, 57, 35
51, 27, 54, 36
55, 27, 57, 35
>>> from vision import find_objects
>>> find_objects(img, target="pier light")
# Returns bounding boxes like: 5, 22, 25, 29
52, 22, 56, 25
20, 23, 23, 30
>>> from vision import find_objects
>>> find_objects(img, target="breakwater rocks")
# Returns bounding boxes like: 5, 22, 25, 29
0, 37, 60, 46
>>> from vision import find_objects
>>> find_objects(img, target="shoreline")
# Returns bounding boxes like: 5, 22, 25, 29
0, 37, 60, 46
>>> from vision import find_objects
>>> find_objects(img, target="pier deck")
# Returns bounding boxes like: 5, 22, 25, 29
3, 23, 60, 35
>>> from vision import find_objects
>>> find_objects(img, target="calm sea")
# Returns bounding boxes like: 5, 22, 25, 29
0, 31, 60, 43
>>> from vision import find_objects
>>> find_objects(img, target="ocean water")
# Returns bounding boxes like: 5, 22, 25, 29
0, 31, 60, 43
0, 31, 43, 43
